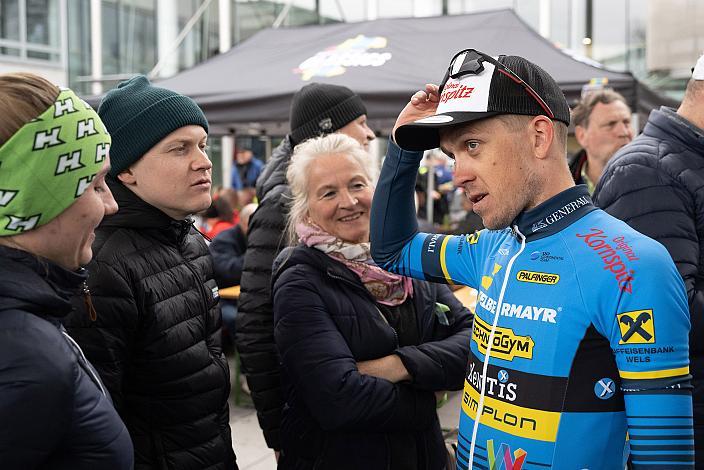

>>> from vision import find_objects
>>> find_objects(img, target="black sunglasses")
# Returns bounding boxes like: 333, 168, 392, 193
439, 49, 555, 120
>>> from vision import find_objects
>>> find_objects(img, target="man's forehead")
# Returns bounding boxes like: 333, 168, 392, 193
590, 100, 631, 120
439, 117, 499, 145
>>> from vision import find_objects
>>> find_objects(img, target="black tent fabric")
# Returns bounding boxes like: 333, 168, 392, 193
155, 8, 675, 134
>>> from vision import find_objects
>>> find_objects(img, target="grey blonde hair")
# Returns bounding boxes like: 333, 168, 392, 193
285, 133, 376, 245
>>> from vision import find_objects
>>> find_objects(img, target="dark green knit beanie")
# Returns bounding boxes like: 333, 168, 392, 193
98, 75, 209, 177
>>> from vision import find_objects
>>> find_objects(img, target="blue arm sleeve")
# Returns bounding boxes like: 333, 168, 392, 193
370, 139, 424, 268
230, 166, 242, 190
593, 242, 694, 468
371, 140, 480, 287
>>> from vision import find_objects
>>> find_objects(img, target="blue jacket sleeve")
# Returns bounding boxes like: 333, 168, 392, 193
273, 266, 437, 433
370, 139, 425, 269
209, 227, 246, 288
231, 166, 243, 190
371, 140, 480, 287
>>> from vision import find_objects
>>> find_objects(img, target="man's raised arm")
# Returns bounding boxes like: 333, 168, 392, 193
370, 85, 439, 274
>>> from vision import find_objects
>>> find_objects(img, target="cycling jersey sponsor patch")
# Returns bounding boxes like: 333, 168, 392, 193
516, 270, 559, 285
477, 291, 559, 323
576, 228, 635, 293
466, 230, 481, 245
617, 309, 655, 344
472, 315, 535, 360
594, 378, 616, 400
487, 440, 527, 470
481, 263, 502, 290
462, 380, 559, 441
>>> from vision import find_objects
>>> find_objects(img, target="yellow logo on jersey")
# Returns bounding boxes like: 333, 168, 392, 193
617, 309, 655, 344
462, 381, 559, 442
472, 315, 534, 361
481, 263, 502, 290
466, 231, 481, 245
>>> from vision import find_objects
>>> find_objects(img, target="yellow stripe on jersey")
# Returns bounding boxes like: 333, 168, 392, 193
619, 366, 690, 380
439, 235, 454, 285
461, 379, 560, 442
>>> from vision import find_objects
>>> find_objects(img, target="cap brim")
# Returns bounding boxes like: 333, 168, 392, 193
395, 111, 501, 151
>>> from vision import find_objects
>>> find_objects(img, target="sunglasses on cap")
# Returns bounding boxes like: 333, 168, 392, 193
439, 49, 556, 120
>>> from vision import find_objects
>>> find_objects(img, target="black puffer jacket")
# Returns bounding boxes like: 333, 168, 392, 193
64, 180, 236, 470
235, 136, 293, 449
594, 106, 704, 455
0, 245, 133, 470
272, 246, 472, 470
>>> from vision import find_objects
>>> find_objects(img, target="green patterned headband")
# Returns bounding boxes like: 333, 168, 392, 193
0, 88, 111, 236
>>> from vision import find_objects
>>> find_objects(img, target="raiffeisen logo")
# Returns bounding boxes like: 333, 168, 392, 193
293, 35, 392, 81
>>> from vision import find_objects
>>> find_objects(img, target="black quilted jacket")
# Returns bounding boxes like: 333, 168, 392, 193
235, 136, 294, 450
594, 106, 704, 455
64, 180, 237, 470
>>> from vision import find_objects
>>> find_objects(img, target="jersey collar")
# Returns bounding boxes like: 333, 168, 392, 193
513, 185, 596, 242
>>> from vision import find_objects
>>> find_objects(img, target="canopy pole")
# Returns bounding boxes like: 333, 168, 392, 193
272, 1, 294, 29
148, 0, 214, 79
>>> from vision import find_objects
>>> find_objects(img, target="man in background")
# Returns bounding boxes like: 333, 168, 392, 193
569, 89, 633, 193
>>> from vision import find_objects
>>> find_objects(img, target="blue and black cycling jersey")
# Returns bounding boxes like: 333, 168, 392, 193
371, 140, 694, 470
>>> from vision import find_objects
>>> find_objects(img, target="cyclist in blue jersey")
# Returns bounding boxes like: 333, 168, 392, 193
370, 49, 694, 469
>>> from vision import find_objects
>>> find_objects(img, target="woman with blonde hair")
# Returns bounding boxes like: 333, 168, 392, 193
0, 73, 132, 469
272, 133, 471, 469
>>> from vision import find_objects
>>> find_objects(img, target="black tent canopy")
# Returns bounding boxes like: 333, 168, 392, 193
156, 8, 674, 135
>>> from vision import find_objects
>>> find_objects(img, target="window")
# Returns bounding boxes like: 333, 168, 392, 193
0, 0, 62, 62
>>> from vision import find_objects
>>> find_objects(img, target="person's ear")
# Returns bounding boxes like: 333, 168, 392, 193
117, 167, 137, 185
531, 116, 554, 160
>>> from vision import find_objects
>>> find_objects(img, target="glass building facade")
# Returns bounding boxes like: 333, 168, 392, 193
1, 0, 701, 184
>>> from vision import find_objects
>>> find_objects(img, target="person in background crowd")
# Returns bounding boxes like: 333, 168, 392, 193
210, 202, 258, 343
231, 147, 264, 191
232, 146, 264, 206
236, 82, 375, 458
451, 189, 484, 235
416, 150, 454, 226
0, 73, 132, 469
203, 195, 237, 239
273, 134, 471, 470
64, 75, 237, 470
569, 89, 633, 194
370, 49, 692, 469
595, 53, 704, 459
218, 187, 241, 222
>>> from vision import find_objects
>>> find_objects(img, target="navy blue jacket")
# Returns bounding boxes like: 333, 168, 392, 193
595, 106, 704, 452
231, 157, 265, 190
272, 245, 472, 470
210, 224, 247, 288
0, 245, 133, 470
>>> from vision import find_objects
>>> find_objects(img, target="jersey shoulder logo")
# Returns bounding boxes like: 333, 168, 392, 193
617, 309, 655, 344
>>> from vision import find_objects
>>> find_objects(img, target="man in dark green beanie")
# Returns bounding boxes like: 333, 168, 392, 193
64, 75, 238, 470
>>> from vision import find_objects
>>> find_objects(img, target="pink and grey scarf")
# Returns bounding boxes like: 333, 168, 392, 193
296, 222, 413, 306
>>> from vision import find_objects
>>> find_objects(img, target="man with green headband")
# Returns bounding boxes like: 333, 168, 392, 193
64, 75, 238, 470
0, 74, 132, 469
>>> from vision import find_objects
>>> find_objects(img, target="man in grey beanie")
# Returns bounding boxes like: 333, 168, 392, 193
236, 82, 374, 458
64, 75, 237, 470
